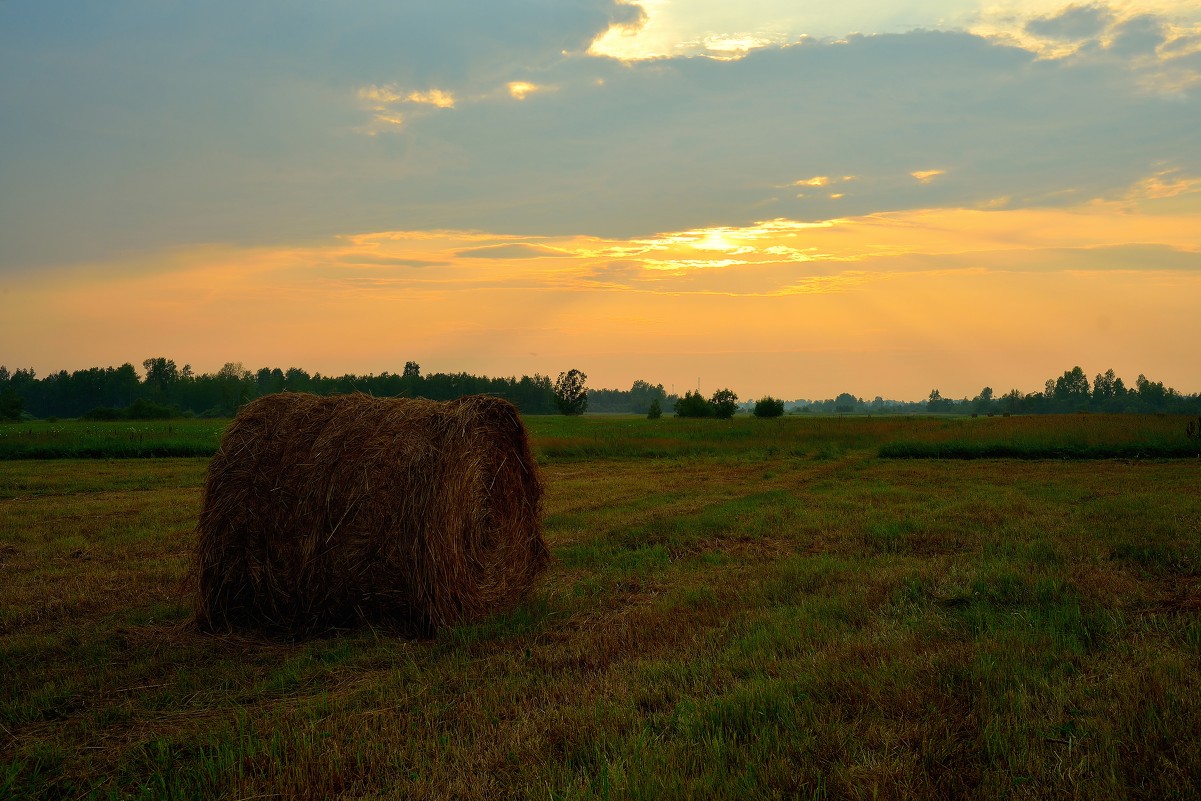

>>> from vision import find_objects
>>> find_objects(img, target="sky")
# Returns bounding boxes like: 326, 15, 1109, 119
2, 1, 1200, 401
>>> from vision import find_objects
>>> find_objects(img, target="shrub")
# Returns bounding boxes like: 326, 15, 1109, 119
710, 389, 739, 419
674, 390, 711, 418
753, 396, 785, 418
125, 399, 179, 420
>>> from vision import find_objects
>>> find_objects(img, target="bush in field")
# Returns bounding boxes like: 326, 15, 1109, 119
753, 396, 785, 418
647, 398, 662, 419
125, 399, 179, 420
674, 390, 711, 418
710, 388, 739, 419
81, 399, 180, 421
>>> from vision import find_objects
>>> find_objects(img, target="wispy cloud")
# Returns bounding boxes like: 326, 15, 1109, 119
357, 84, 405, 105
507, 81, 549, 100
407, 88, 456, 108
455, 243, 574, 259
911, 169, 946, 184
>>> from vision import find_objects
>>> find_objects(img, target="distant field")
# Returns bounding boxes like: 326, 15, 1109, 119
1, 416, 1198, 799
3, 412, 1199, 460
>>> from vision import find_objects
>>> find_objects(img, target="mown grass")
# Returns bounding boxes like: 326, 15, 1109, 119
1, 421, 1199, 799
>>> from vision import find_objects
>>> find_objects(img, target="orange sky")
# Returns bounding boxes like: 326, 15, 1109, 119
8, 187, 1199, 399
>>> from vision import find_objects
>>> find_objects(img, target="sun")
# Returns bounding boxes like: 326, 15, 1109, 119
692, 230, 740, 252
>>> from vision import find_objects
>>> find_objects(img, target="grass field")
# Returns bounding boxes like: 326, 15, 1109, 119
2, 416, 1199, 799
4, 412, 1199, 461
0, 420, 223, 460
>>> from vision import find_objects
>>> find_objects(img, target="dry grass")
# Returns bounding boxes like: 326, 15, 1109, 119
2, 418, 1199, 799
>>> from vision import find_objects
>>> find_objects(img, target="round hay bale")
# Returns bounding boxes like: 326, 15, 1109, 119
194, 393, 548, 636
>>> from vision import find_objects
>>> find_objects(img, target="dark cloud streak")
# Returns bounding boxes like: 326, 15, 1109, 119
1024, 5, 1114, 40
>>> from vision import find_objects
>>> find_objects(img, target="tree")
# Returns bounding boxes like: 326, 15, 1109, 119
553, 369, 588, 415
1092, 369, 1116, 402
142, 357, 179, 398
403, 361, 421, 379
0, 388, 23, 421
1000, 388, 1023, 415
284, 367, 312, 392
514, 373, 555, 414
256, 367, 285, 395
647, 398, 662, 419
927, 389, 953, 413
216, 362, 253, 415
710, 388, 739, 419
674, 390, 711, 418
972, 387, 994, 415
1053, 366, 1090, 407
753, 396, 785, 418
1135, 374, 1169, 409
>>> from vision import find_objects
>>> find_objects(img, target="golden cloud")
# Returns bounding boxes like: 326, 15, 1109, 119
910, 169, 946, 184
406, 89, 456, 109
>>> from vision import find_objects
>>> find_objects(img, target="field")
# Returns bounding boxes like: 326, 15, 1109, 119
2, 415, 1199, 799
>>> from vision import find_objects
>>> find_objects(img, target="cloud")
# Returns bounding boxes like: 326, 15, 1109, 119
407, 89, 456, 108
2, 3, 1200, 271
507, 81, 546, 100
454, 243, 575, 259
335, 255, 446, 268
1127, 168, 1201, 200
387, 27, 1199, 238
910, 169, 946, 184
358, 85, 405, 105
1107, 14, 1167, 57
1025, 5, 1115, 41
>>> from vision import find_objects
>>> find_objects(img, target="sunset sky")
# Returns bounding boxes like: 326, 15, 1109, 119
2, 1, 1199, 400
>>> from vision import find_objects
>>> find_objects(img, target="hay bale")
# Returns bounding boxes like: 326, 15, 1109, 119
194, 393, 548, 636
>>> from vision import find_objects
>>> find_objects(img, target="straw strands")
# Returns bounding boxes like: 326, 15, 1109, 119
194, 393, 548, 636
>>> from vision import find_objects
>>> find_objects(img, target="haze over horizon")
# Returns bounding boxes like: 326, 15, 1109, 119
3, 1, 1199, 401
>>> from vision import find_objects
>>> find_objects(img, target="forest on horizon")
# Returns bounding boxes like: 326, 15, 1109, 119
1, 358, 1198, 421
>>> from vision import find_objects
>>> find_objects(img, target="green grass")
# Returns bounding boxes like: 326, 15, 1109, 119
1, 419, 1200, 799
877, 414, 1201, 459
5, 412, 1198, 462
0, 420, 224, 459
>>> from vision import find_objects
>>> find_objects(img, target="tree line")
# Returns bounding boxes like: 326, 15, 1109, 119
0, 359, 670, 421
0, 359, 1196, 421
797, 367, 1199, 416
